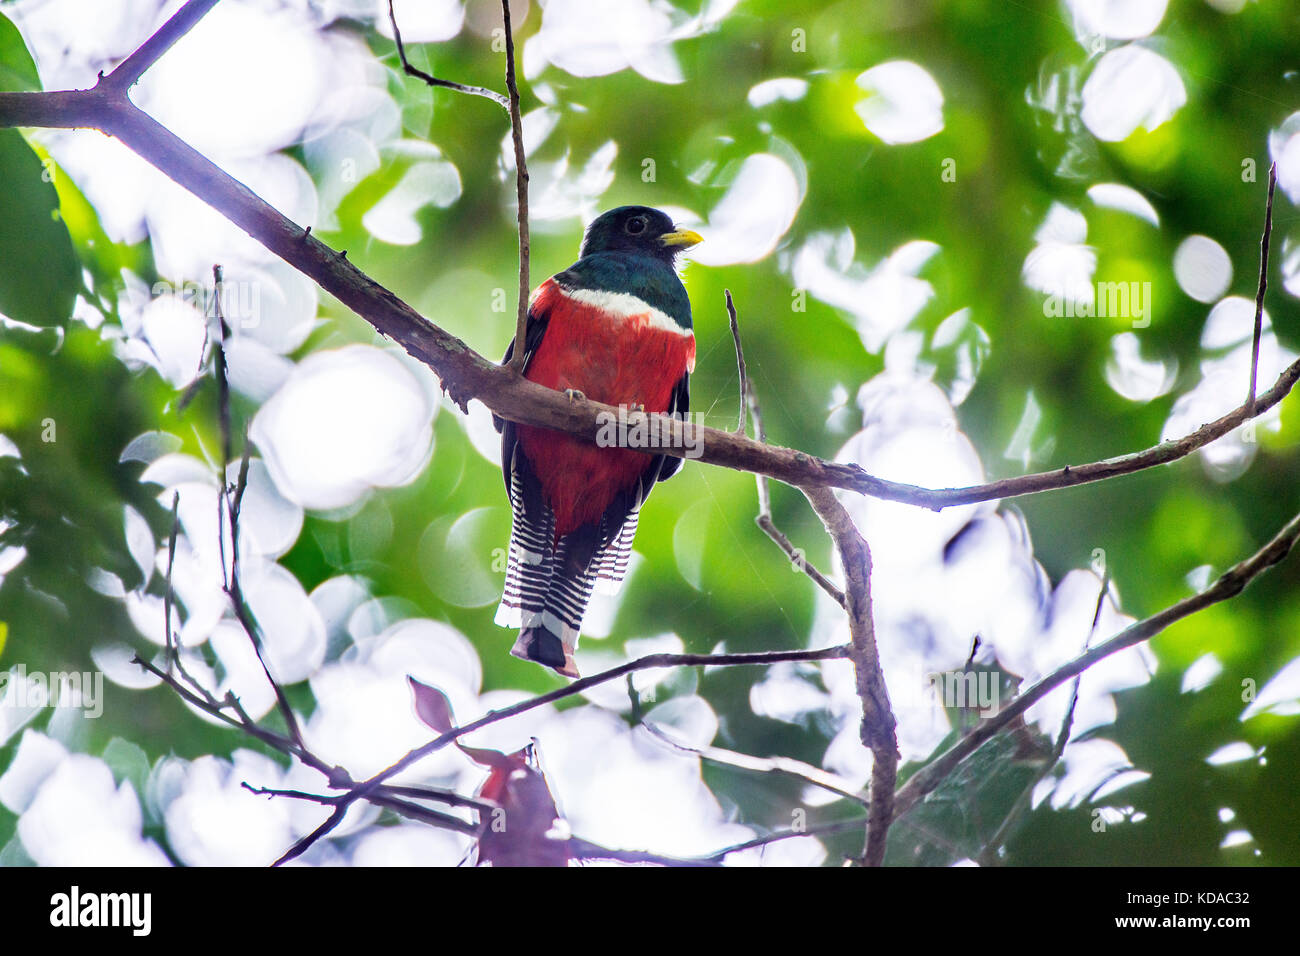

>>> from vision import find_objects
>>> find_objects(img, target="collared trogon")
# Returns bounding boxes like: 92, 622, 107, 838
494, 205, 702, 678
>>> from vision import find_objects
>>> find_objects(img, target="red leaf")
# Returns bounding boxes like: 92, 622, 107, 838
407, 676, 454, 732
476, 744, 570, 867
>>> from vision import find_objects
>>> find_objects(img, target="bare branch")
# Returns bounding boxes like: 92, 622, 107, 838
804, 486, 896, 867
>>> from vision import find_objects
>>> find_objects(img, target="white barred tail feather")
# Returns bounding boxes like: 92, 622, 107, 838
494, 442, 646, 678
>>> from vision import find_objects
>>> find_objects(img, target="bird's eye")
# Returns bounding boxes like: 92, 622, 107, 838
625, 216, 647, 235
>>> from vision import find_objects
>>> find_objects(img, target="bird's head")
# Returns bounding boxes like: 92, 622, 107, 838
579, 205, 702, 264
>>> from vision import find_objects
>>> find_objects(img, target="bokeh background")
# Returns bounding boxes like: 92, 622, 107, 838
2, 0, 1299, 865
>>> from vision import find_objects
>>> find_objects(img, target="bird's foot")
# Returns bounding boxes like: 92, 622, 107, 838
627, 402, 646, 414
563, 388, 587, 404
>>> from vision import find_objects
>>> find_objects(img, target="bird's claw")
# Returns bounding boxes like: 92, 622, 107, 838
564, 388, 587, 403
628, 402, 646, 414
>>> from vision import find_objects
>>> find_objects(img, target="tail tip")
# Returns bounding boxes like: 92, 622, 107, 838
511, 627, 580, 679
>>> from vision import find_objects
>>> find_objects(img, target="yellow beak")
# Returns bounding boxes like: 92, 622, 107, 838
660, 228, 703, 249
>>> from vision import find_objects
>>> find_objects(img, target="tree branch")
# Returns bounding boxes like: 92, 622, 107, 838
101, 0, 222, 94
2, 83, 1294, 508
804, 486, 897, 867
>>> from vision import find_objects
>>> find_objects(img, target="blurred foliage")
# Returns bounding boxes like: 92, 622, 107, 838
2, 0, 1300, 865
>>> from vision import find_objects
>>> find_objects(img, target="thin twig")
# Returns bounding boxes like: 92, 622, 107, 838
163, 491, 180, 670
501, 0, 531, 375
641, 719, 869, 807
1248, 161, 1277, 411
568, 838, 722, 867
242, 783, 482, 837
385, 0, 508, 107
726, 290, 748, 435
211, 268, 305, 751
731, 293, 846, 606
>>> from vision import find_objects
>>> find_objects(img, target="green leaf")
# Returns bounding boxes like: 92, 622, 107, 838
0, 13, 40, 93
102, 736, 151, 798
0, 129, 80, 327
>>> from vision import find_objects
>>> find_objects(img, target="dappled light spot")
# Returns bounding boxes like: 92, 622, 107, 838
1081, 46, 1185, 142
689, 153, 801, 266
162, 751, 294, 866
1067, 0, 1168, 40
1282, 234, 1300, 300
1182, 653, 1224, 694
1269, 112, 1300, 205
418, 506, 506, 609
252, 345, 435, 510
1200, 295, 1265, 350
747, 77, 809, 108
524, 0, 683, 84
90, 642, 163, 691
1022, 202, 1096, 308
242, 563, 328, 685
1206, 742, 1259, 764
1105, 332, 1176, 403
1241, 655, 1300, 719
362, 149, 463, 245
307, 618, 483, 779
1162, 296, 1294, 481
793, 230, 938, 352
526, 705, 752, 859
855, 61, 944, 144
13, 748, 169, 866
527, 141, 619, 222
1220, 829, 1254, 849
374, 0, 464, 43
929, 309, 991, 406
577, 633, 685, 712
1087, 182, 1160, 226
1044, 739, 1142, 810
1174, 235, 1233, 303
137, 293, 206, 388
350, 824, 469, 866
136, 0, 335, 159
643, 694, 719, 750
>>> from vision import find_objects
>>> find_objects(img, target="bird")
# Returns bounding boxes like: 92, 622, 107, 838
494, 205, 702, 679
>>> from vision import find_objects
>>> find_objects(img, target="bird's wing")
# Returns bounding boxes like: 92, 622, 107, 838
495, 285, 553, 494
